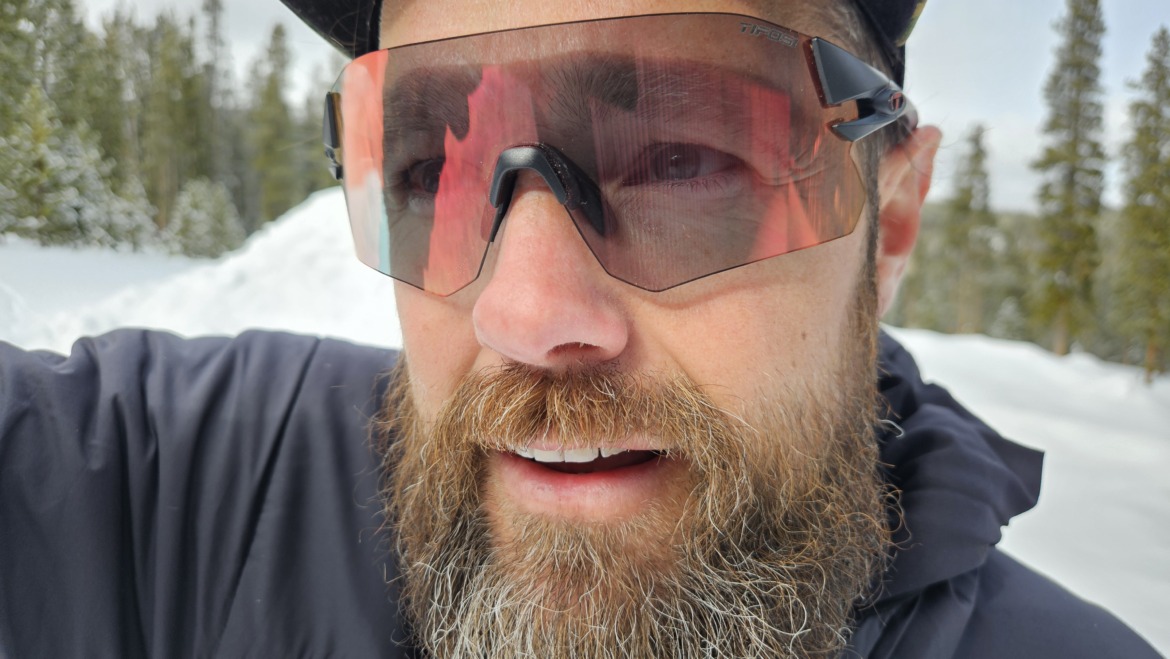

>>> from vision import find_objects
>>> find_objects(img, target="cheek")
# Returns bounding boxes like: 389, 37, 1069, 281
647, 232, 865, 416
395, 282, 480, 417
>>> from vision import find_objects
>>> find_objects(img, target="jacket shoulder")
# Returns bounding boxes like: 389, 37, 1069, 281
956, 550, 1161, 659
0, 329, 406, 658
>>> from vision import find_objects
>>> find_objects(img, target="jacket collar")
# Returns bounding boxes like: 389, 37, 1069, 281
874, 331, 1043, 601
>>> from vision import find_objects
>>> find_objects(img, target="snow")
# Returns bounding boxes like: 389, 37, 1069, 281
0, 189, 399, 351
2, 187, 1167, 654
0, 236, 197, 319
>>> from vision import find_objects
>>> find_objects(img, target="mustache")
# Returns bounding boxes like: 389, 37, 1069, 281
429, 362, 746, 459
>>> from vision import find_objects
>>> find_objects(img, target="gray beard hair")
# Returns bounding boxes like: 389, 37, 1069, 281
374, 287, 890, 658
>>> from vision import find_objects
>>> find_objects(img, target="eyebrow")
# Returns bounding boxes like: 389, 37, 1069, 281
383, 67, 481, 146
540, 54, 798, 144
380, 52, 804, 156
381, 54, 640, 142
540, 53, 640, 111
545, 53, 784, 111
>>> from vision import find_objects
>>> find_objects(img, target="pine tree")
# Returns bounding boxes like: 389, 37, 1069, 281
35, 0, 101, 132
889, 203, 954, 331
985, 211, 1040, 343
180, 15, 215, 185
0, 0, 38, 134
1114, 27, 1170, 382
165, 178, 245, 258
890, 128, 997, 336
189, 0, 250, 230
223, 101, 258, 233
3, 0, 102, 136
54, 125, 157, 249
248, 24, 302, 226
0, 84, 154, 248
0, 85, 56, 237
91, 10, 147, 194
141, 14, 208, 231
1031, 0, 1107, 355
941, 125, 997, 333
201, 0, 228, 184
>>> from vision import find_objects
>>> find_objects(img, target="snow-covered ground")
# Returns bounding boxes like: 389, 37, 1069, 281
2, 188, 1167, 654
0, 190, 400, 350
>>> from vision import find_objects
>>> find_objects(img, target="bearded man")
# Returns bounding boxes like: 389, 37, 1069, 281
0, 0, 1160, 657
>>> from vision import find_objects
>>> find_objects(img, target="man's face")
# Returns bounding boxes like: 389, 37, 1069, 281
374, 1, 933, 656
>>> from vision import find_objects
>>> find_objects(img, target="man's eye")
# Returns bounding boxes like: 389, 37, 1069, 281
407, 158, 445, 195
631, 143, 738, 184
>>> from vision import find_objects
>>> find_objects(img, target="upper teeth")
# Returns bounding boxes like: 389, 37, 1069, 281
514, 447, 629, 463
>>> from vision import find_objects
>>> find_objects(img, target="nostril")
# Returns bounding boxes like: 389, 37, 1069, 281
548, 342, 603, 359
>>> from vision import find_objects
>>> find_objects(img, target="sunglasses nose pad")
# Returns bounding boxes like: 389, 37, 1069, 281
487, 144, 606, 243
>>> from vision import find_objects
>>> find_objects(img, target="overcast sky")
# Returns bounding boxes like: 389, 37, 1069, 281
80, 0, 1170, 212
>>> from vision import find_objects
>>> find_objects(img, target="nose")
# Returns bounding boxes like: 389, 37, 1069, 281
472, 173, 629, 369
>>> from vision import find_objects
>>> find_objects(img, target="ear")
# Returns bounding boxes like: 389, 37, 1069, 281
874, 125, 942, 317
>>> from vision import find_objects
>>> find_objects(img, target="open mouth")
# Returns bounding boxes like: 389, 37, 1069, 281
511, 447, 664, 475
493, 445, 683, 521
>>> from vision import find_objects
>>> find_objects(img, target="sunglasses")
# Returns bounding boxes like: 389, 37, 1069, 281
323, 12, 915, 296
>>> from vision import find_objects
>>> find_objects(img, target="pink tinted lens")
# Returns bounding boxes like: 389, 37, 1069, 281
333, 13, 864, 295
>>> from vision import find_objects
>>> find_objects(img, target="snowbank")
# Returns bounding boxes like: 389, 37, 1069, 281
0, 189, 399, 352
0, 280, 34, 342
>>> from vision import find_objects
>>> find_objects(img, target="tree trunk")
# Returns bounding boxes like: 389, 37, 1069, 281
1053, 306, 1070, 356
1144, 341, 1160, 385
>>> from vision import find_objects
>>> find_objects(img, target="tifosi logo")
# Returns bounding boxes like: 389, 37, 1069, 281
739, 22, 798, 47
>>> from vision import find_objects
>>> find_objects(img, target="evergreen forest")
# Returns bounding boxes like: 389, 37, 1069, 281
885, 0, 1170, 381
0, 0, 339, 259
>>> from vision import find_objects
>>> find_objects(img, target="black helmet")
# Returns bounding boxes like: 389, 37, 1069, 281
279, 0, 923, 84
279, 0, 383, 58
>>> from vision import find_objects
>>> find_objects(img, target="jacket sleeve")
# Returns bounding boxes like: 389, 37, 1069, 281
0, 330, 403, 658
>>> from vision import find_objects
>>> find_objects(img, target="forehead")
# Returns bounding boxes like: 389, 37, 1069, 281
380, 0, 836, 49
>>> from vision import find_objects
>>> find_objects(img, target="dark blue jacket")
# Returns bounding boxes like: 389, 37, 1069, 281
0, 330, 1160, 658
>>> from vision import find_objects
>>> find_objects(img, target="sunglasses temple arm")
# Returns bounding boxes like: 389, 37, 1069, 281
811, 38, 912, 142
323, 91, 344, 181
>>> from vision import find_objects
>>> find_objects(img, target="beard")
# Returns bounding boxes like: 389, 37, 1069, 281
374, 276, 891, 658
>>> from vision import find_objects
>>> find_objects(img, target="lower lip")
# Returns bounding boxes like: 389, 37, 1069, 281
488, 451, 685, 522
